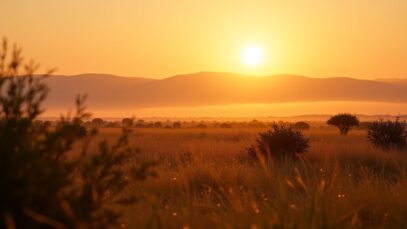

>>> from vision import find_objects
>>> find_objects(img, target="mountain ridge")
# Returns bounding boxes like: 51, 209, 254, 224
43, 72, 407, 111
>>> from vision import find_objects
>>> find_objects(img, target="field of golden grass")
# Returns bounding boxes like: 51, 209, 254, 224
93, 127, 407, 229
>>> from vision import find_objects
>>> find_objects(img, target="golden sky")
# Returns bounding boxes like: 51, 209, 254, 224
1, 0, 406, 79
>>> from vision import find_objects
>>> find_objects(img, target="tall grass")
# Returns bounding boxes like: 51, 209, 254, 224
90, 128, 407, 228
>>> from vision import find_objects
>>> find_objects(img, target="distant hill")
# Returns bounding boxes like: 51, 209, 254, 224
375, 78, 407, 86
44, 72, 407, 110
44, 73, 156, 108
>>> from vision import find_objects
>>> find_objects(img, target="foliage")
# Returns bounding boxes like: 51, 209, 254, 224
293, 121, 310, 130
91, 118, 104, 127
153, 121, 162, 128
367, 118, 407, 150
248, 124, 310, 160
220, 123, 232, 128
172, 122, 181, 128
196, 123, 207, 128
0, 39, 155, 228
327, 113, 359, 135
122, 118, 134, 127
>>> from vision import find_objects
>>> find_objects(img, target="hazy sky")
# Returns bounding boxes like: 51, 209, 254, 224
1, 0, 406, 79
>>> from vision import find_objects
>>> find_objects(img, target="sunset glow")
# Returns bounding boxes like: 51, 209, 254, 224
242, 45, 264, 66
1, 1, 406, 78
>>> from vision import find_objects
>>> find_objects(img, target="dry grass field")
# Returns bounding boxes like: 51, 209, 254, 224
88, 127, 407, 229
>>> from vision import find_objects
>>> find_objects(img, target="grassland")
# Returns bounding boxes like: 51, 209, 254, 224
92, 126, 407, 229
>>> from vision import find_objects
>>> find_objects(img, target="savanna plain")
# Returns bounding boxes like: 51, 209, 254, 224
87, 125, 407, 229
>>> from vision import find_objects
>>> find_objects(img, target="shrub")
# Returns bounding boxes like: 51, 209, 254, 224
105, 121, 121, 128
153, 121, 162, 128
220, 123, 232, 128
327, 113, 359, 135
173, 121, 182, 128
248, 124, 310, 160
367, 118, 407, 150
122, 118, 134, 127
91, 118, 104, 127
196, 123, 207, 128
0, 39, 155, 228
293, 121, 310, 130
248, 119, 266, 128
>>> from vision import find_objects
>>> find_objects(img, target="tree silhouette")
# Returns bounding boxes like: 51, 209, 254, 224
122, 118, 134, 127
327, 113, 359, 135
293, 121, 310, 130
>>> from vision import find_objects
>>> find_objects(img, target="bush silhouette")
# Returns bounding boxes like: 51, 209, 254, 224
327, 113, 359, 135
91, 118, 104, 127
220, 123, 232, 128
0, 39, 155, 228
196, 123, 207, 128
122, 118, 134, 127
367, 118, 407, 150
153, 121, 162, 128
248, 124, 310, 160
293, 121, 310, 130
248, 119, 266, 128
173, 121, 182, 128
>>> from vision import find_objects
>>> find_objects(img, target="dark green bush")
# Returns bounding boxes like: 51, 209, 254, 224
0, 39, 155, 228
367, 118, 407, 150
248, 124, 310, 160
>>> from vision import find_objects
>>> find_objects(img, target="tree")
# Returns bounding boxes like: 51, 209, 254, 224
367, 118, 407, 150
293, 121, 310, 130
220, 123, 232, 128
153, 121, 162, 128
122, 118, 134, 127
91, 118, 104, 127
327, 113, 359, 135
0, 39, 155, 228
172, 121, 181, 128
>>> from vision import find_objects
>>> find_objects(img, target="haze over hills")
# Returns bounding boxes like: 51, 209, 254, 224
43, 72, 407, 116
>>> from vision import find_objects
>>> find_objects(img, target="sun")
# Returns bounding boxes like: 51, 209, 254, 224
242, 45, 264, 66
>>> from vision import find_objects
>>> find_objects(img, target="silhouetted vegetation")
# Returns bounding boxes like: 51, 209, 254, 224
220, 123, 232, 128
173, 121, 181, 128
327, 113, 359, 135
248, 124, 309, 160
248, 119, 266, 128
0, 39, 155, 228
367, 118, 407, 150
153, 121, 162, 128
196, 123, 207, 128
91, 117, 104, 127
293, 121, 310, 130
121, 118, 134, 127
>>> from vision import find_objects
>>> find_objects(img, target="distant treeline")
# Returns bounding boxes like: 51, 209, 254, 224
35, 118, 369, 130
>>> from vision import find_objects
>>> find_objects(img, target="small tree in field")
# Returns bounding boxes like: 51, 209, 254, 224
0, 39, 155, 228
293, 121, 310, 130
367, 118, 407, 151
327, 113, 359, 135
173, 121, 182, 128
122, 118, 134, 127
248, 124, 310, 160
91, 117, 104, 127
